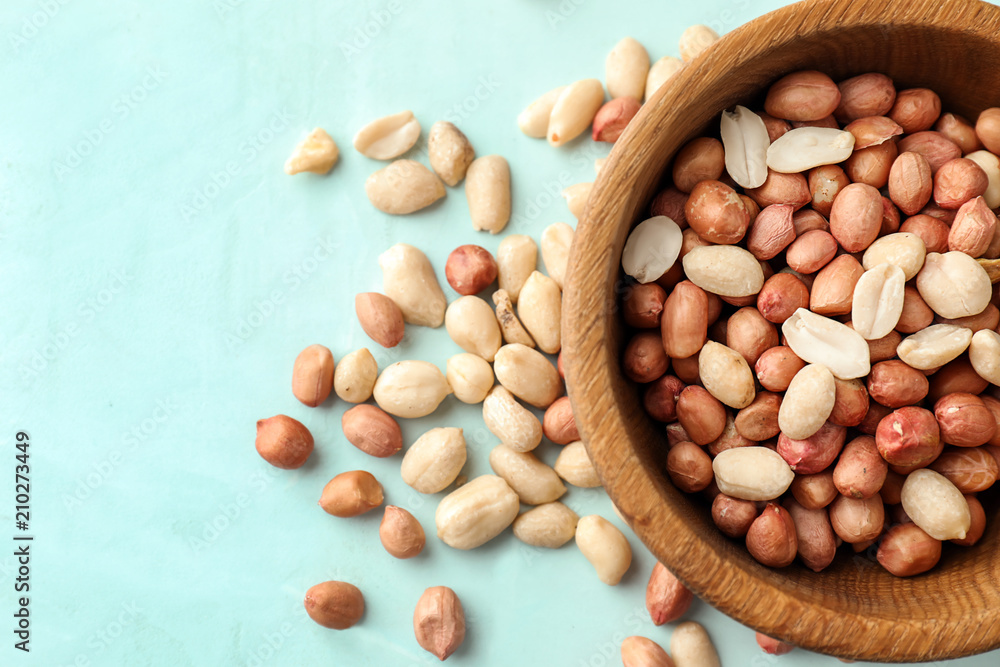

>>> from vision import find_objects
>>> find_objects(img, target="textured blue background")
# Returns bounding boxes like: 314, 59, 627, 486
1, 0, 997, 665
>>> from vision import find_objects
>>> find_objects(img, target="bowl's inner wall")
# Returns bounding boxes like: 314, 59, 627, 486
574, 3, 1000, 660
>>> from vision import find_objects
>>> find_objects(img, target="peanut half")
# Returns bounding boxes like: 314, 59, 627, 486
354, 110, 420, 160
852, 263, 906, 340
719, 105, 769, 189
284, 128, 338, 175
782, 308, 871, 379
622, 216, 683, 284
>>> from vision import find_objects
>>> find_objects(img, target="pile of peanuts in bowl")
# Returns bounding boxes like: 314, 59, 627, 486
620, 69, 1000, 577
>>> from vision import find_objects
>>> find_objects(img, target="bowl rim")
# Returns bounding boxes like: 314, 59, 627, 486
562, 0, 1000, 661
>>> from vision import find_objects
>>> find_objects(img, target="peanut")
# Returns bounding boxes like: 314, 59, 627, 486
489, 444, 566, 505
896, 324, 972, 370
428, 120, 475, 186
465, 155, 511, 234
445, 295, 503, 361
285, 128, 338, 175
679, 24, 719, 61
492, 289, 536, 347
319, 471, 383, 517
666, 441, 714, 493
622, 216, 683, 284
401, 427, 467, 494
670, 622, 721, 667
852, 263, 905, 340
764, 71, 841, 122
540, 222, 574, 289
445, 244, 497, 296
875, 406, 942, 468
778, 364, 836, 440
829, 493, 884, 543
645, 561, 693, 626
783, 497, 837, 572
435, 475, 519, 549
575, 515, 632, 585
548, 79, 605, 147
334, 348, 378, 403
380, 506, 425, 559
712, 446, 794, 501
445, 353, 494, 404
512, 502, 579, 548
373, 360, 452, 418
781, 308, 871, 380
493, 343, 562, 408
366, 160, 445, 214
901, 468, 971, 540
413, 586, 465, 661
304, 581, 364, 630
291, 344, 335, 407
482, 385, 543, 453
970, 329, 1000, 385
517, 271, 561, 354
543, 396, 579, 445
379, 243, 447, 327
746, 502, 798, 567
355, 292, 405, 348
711, 493, 759, 537
255, 415, 313, 469
876, 523, 942, 576
518, 86, 566, 138
342, 404, 402, 458
698, 341, 756, 409
621, 636, 675, 667
354, 110, 420, 160
497, 235, 537, 303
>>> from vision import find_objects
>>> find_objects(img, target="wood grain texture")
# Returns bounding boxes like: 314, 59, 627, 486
562, 0, 1000, 661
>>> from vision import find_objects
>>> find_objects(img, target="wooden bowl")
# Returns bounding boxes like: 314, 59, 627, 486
562, 0, 1000, 661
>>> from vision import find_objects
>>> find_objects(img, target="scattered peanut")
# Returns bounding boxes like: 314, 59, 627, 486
575, 515, 632, 585
284, 128, 338, 175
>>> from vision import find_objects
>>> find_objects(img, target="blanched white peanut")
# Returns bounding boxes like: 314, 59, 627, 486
489, 445, 566, 505
379, 244, 447, 327
541, 222, 575, 290
713, 446, 795, 501
896, 324, 973, 370
493, 344, 562, 408
482, 386, 543, 452
606, 37, 649, 100
682, 245, 765, 297
517, 272, 561, 354
575, 515, 632, 585
465, 155, 511, 234
670, 622, 721, 667
284, 127, 338, 175
901, 469, 971, 541
966, 150, 1000, 208
513, 502, 579, 548
778, 364, 836, 440
435, 475, 520, 549
445, 296, 503, 361
401, 427, 467, 493
720, 105, 769, 189
497, 235, 538, 303
622, 216, 683, 284
333, 348, 378, 403
766, 127, 855, 173
366, 160, 446, 215
782, 308, 871, 379
428, 120, 475, 186
698, 341, 756, 409
862, 232, 927, 280
562, 182, 592, 220
548, 79, 605, 147
353, 110, 421, 160
970, 329, 1000, 385
372, 360, 452, 418
916, 251, 992, 319
518, 86, 566, 139
645, 56, 684, 101
679, 24, 720, 61
554, 441, 601, 488
446, 353, 494, 404
492, 289, 536, 347
852, 263, 906, 340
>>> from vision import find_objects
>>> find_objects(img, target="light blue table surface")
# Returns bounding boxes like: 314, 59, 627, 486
2, 0, 997, 665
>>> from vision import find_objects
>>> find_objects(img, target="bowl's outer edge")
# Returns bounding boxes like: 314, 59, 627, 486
563, 0, 1000, 661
